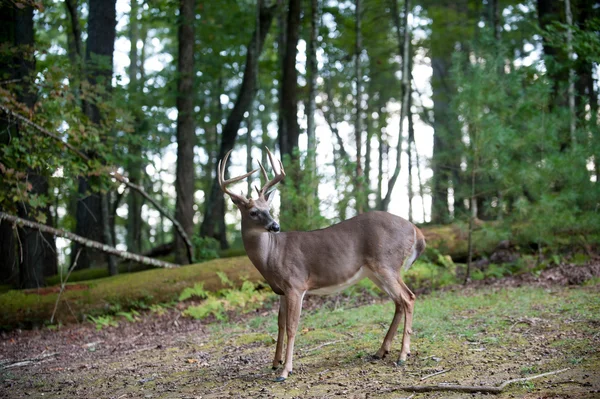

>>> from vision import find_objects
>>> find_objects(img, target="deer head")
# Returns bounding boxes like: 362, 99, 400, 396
218, 147, 286, 234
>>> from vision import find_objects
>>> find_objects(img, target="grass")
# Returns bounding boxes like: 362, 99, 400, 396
184, 283, 600, 398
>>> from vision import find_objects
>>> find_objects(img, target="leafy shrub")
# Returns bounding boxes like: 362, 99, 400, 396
179, 283, 209, 301
181, 275, 275, 321
192, 235, 220, 262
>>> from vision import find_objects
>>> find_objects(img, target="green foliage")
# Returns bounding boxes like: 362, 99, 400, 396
451, 32, 600, 248
178, 283, 209, 302
279, 150, 328, 232
192, 235, 220, 263
115, 309, 140, 323
88, 315, 118, 330
181, 276, 275, 321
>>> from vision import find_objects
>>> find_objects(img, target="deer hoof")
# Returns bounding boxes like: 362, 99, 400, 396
396, 359, 406, 367
274, 376, 286, 382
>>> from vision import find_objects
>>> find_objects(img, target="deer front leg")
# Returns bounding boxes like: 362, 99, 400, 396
272, 296, 286, 369
275, 290, 305, 382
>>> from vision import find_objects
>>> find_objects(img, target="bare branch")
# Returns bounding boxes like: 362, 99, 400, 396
111, 172, 194, 264
0, 212, 179, 269
0, 104, 194, 264
392, 368, 570, 394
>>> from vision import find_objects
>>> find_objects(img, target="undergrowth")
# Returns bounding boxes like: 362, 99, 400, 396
180, 272, 276, 321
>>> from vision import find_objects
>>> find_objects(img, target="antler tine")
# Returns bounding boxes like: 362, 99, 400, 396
217, 149, 258, 202
257, 159, 269, 182
258, 147, 286, 198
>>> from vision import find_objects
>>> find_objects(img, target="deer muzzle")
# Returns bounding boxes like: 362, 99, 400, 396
267, 222, 280, 233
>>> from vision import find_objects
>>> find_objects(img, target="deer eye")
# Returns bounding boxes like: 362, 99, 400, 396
249, 210, 258, 218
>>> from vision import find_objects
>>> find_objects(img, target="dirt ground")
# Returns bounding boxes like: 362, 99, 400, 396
1, 264, 600, 399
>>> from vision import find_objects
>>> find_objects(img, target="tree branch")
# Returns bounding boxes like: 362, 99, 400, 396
0, 212, 179, 269
111, 172, 193, 264
392, 368, 570, 394
0, 104, 194, 263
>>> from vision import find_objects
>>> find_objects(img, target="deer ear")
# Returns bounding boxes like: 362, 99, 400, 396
230, 195, 245, 207
264, 189, 276, 205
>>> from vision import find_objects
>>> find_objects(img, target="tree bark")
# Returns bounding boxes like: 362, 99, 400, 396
174, 0, 196, 264
73, 0, 117, 270
200, 1, 278, 248
0, 3, 57, 288
126, 0, 144, 255
430, 1, 466, 223
278, 0, 301, 158
354, 0, 365, 213
306, 0, 318, 176
381, 0, 411, 211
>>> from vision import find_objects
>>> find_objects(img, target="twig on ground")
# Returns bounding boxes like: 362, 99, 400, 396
51, 248, 82, 324
1, 352, 59, 370
420, 368, 451, 381
302, 340, 343, 353
392, 368, 570, 394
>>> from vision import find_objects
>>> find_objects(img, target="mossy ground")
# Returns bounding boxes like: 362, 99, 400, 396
0, 256, 262, 329
1, 283, 599, 398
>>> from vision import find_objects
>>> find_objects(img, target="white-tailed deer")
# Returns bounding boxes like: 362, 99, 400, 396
218, 148, 426, 382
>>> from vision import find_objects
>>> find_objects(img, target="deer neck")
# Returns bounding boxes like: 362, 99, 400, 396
241, 222, 276, 270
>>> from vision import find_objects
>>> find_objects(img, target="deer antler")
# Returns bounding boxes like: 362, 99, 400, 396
257, 147, 286, 199
218, 149, 258, 204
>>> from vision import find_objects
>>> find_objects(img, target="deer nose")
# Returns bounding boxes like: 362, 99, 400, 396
268, 222, 280, 233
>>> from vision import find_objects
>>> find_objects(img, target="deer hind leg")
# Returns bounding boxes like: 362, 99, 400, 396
374, 302, 403, 359
276, 290, 305, 382
397, 279, 416, 364
272, 296, 287, 369
369, 271, 416, 364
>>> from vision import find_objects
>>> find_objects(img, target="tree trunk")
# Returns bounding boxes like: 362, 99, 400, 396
407, 85, 414, 223
430, 1, 465, 223
73, 0, 117, 270
174, 0, 196, 264
0, 3, 57, 288
354, 0, 365, 213
200, 1, 278, 248
381, 0, 411, 211
306, 0, 318, 176
126, 0, 144, 255
278, 0, 301, 158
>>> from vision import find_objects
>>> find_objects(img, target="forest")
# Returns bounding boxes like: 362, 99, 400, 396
1, 0, 600, 397
1, 0, 599, 286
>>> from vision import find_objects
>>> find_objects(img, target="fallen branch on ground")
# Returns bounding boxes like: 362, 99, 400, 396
392, 368, 570, 394
0, 212, 179, 269
420, 368, 451, 381
302, 340, 343, 353
1, 352, 59, 370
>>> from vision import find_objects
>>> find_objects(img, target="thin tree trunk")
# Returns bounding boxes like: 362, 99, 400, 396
306, 0, 318, 176
127, 0, 143, 255
278, 0, 301, 159
381, 0, 411, 211
246, 111, 254, 196
407, 91, 414, 222
100, 193, 118, 275
354, 0, 364, 213
565, 0, 576, 146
